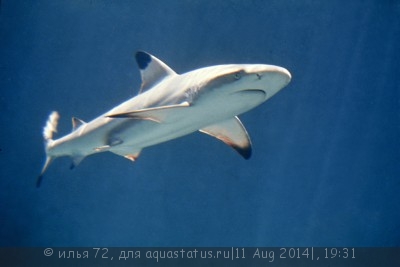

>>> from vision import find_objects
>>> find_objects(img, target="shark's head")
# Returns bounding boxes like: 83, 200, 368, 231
205, 64, 291, 96
186, 64, 291, 117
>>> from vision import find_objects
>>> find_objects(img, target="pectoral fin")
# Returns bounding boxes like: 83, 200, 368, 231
106, 102, 190, 123
199, 116, 252, 159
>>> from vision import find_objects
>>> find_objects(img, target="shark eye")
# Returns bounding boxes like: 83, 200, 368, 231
233, 72, 242, 80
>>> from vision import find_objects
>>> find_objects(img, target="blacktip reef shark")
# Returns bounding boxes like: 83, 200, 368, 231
37, 51, 291, 187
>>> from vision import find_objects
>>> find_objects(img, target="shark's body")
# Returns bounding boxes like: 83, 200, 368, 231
38, 51, 291, 187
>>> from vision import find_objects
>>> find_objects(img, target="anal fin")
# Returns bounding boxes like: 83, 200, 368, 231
199, 116, 252, 159
70, 155, 85, 170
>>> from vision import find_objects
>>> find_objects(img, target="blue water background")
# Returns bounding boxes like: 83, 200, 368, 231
0, 0, 399, 246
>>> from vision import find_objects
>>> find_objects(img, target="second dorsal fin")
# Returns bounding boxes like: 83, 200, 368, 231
135, 51, 177, 94
72, 117, 86, 131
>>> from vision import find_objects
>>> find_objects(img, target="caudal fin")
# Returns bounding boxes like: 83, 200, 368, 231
43, 111, 59, 140
37, 111, 59, 187
37, 157, 54, 187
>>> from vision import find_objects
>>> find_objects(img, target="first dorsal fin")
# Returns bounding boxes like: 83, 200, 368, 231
135, 51, 177, 94
72, 117, 86, 131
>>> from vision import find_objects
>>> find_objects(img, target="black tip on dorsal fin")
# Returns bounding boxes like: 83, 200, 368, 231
134, 51, 177, 94
199, 116, 252, 160
136, 51, 152, 70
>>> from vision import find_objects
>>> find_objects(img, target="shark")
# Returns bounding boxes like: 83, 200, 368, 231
37, 51, 291, 187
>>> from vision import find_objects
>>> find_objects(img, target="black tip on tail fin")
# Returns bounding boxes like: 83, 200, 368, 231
37, 156, 54, 188
36, 175, 43, 188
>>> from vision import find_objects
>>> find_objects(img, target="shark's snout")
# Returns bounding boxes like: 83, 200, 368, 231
257, 66, 291, 83
235, 65, 291, 100
274, 66, 292, 85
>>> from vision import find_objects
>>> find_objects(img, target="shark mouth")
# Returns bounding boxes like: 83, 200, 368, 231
234, 89, 267, 99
